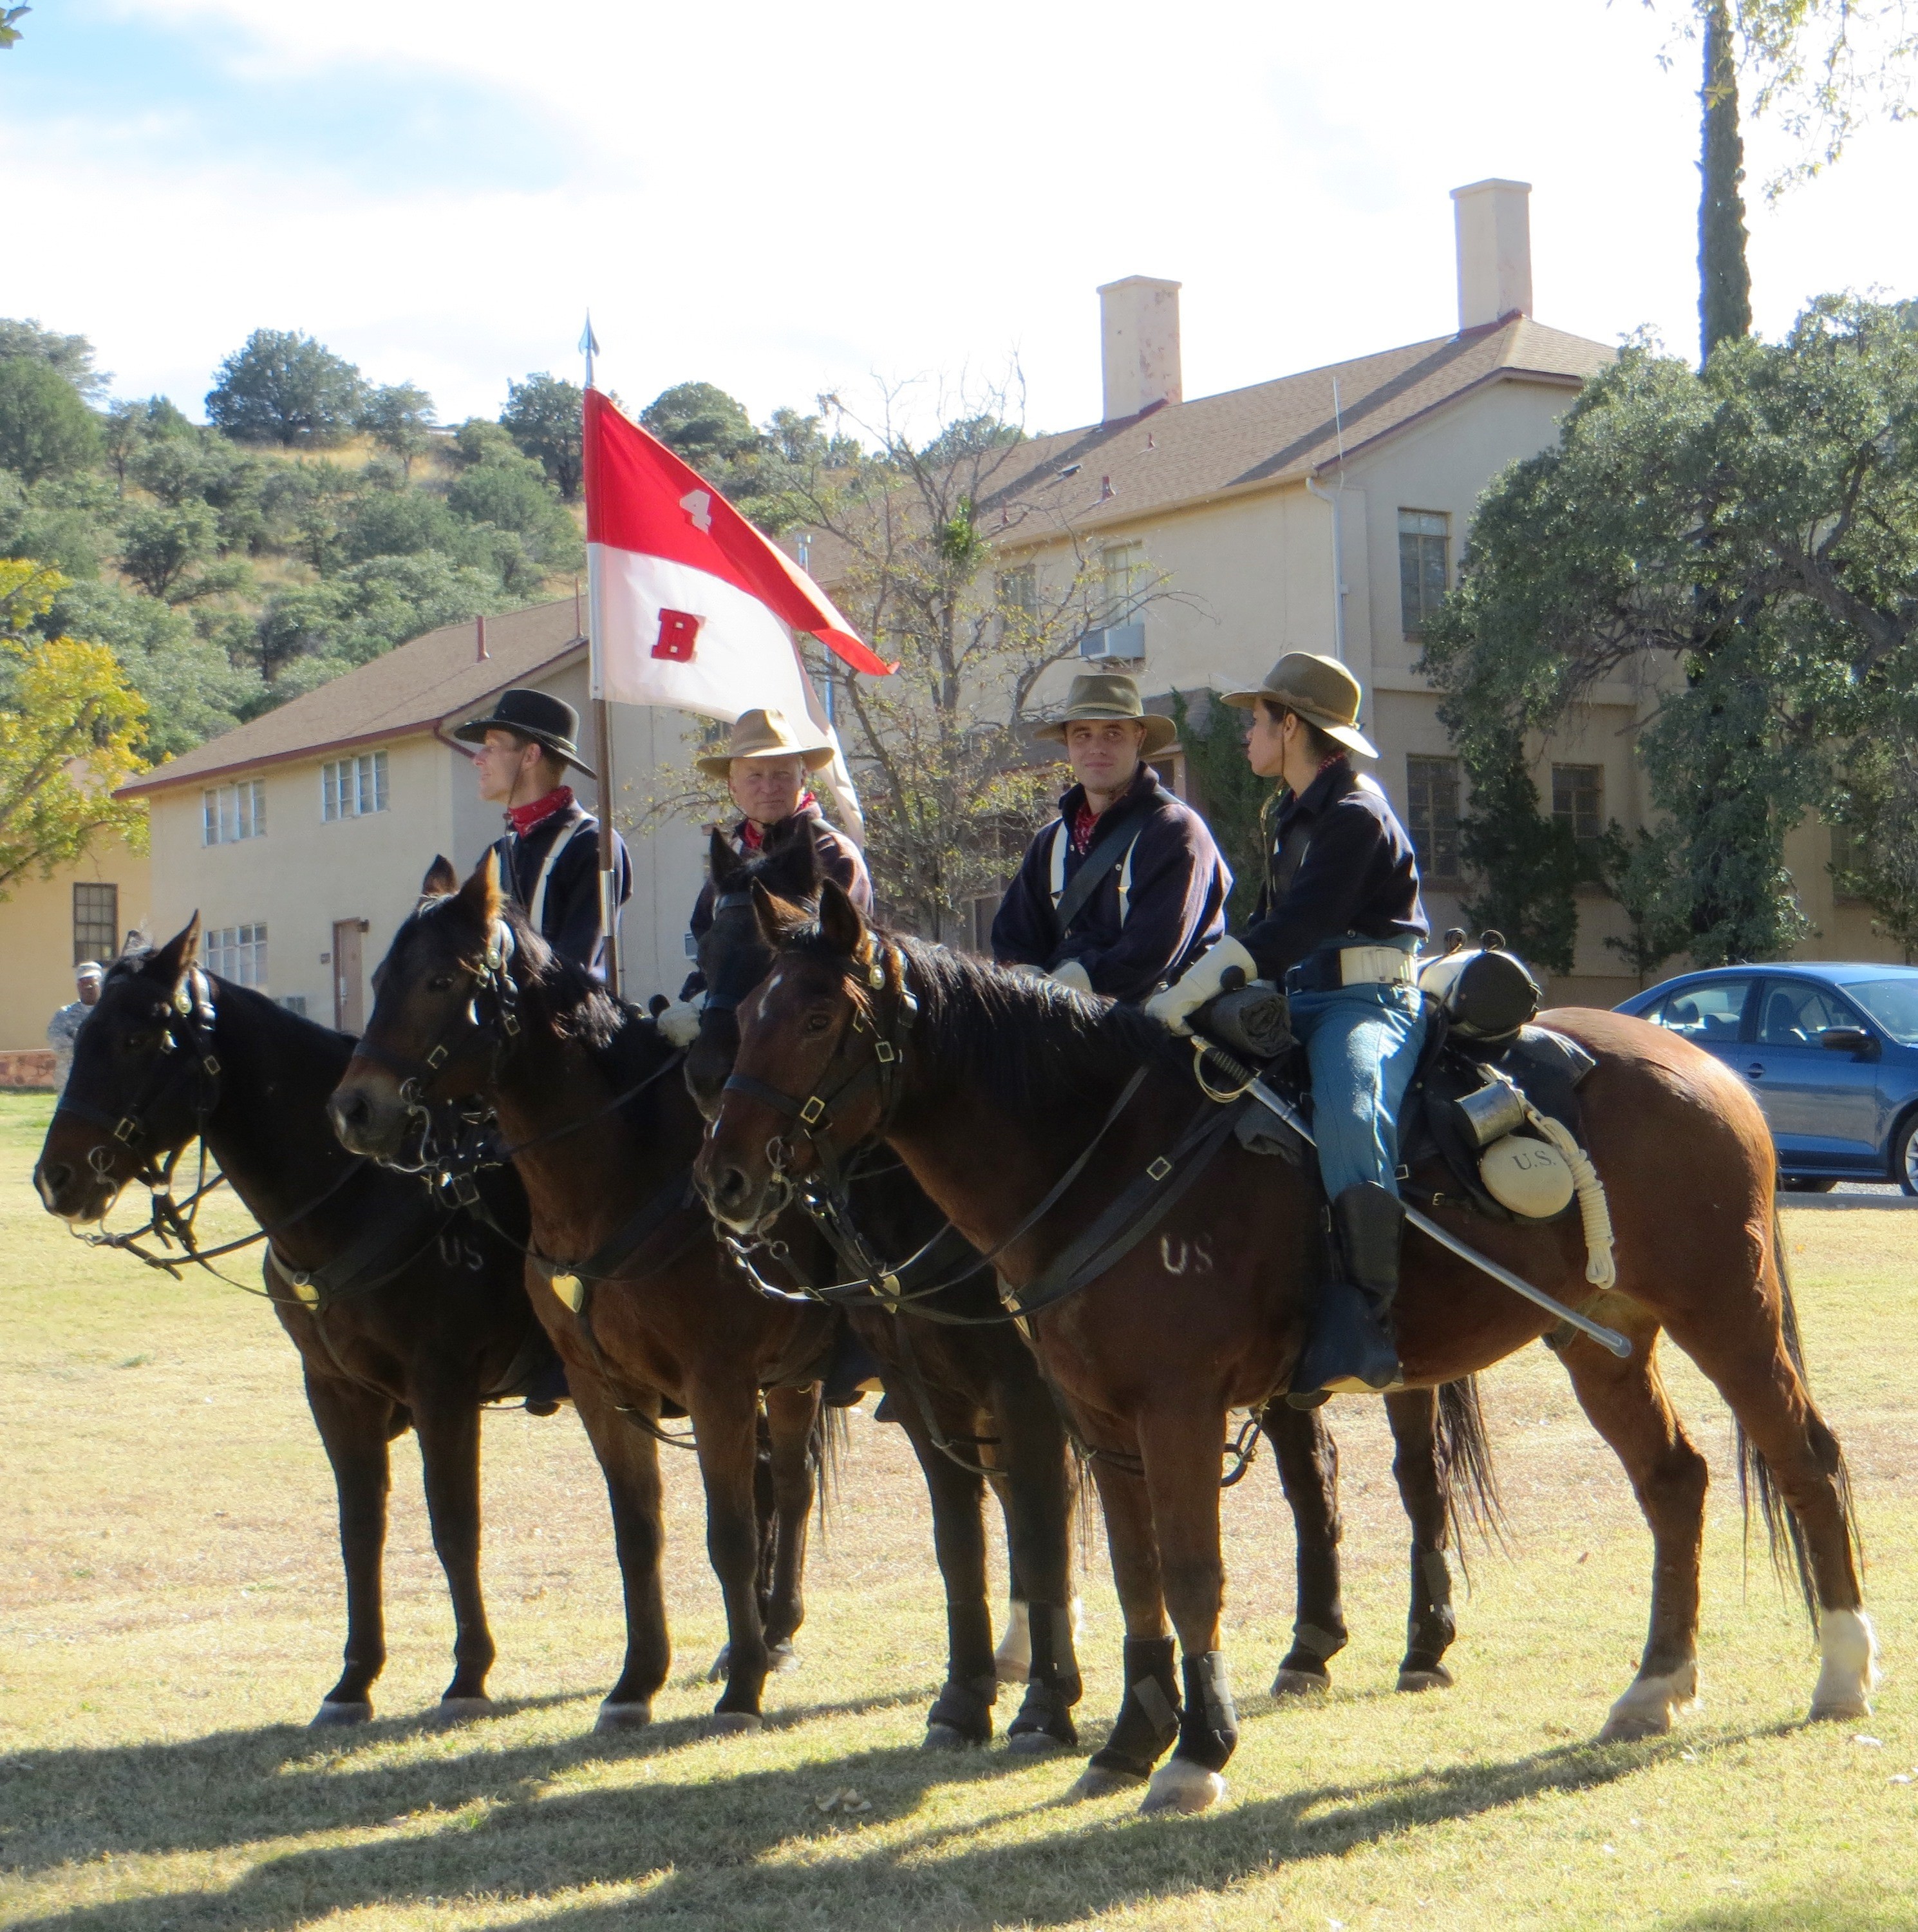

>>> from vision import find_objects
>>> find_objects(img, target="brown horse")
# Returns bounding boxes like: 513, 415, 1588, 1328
691, 819, 1502, 1706
696, 882, 1875, 1814
33, 919, 554, 1725
328, 857, 829, 1733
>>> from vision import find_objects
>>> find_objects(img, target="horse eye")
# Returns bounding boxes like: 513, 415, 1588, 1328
803, 1012, 831, 1034
428, 974, 456, 993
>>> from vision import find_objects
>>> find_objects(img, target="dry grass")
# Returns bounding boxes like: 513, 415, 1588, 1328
0, 1090, 1912, 1931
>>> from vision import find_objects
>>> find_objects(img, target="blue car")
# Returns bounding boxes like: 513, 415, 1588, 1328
1615, 963, 1918, 1193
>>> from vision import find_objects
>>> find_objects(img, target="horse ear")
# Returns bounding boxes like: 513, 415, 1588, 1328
762, 818, 823, 901
749, 878, 808, 947
146, 913, 202, 987
420, 855, 459, 900
710, 825, 742, 887
458, 849, 505, 927
817, 877, 869, 959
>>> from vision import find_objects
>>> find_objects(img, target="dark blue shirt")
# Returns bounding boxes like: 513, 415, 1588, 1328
1239, 758, 1427, 980
489, 800, 631, 981
992, 765, 1231, 1003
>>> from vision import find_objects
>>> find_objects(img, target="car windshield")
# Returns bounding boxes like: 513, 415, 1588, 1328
1843, 979, 1918, 1046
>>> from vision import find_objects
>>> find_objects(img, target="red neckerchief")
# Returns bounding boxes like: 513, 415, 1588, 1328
507, 785, 573, 837
1069, 800, 1102, 856
739, 791, 817, 851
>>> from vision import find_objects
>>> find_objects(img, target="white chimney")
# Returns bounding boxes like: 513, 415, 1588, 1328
1098, 276, 1183, 422
1450, 179, 1532, 332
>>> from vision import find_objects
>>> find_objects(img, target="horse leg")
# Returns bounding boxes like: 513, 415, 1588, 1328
1067, 1435, 1181, 1802
1659, 1238, 1874, 1723
569, 1379, 670, 1730
1258, 1398, 1349, 1696
889, 1391, 997, 1747
1556, 1320, 1711, 1741
1137, 1405, 1237, 1815
1384, 1387, 1457, 1692
303, 1368, 395, 1725
758, 1385, 818, 1672
691, 1385, 775, 1730
991, 1364, 1084, 1755
411, 1389, 496, 1716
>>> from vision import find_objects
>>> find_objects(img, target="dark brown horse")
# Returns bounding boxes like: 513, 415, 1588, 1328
33, 918, 552, 1725
690, 822, 1500, 1707
697, 883, 1875, 1814
328, 857, 828, 1733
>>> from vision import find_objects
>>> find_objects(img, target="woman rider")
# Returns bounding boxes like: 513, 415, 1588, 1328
1145, 654, 1428, 1405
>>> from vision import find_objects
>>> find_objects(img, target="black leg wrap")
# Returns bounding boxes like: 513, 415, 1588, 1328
1089, 1636, 1181, 1779
1008, 1602, 1082, 1746
926, 1672, 999, 1745
1277, 1616, 1349, 1679
1177, 1651, 1239, 1773
1404, 1544, 1456, 1670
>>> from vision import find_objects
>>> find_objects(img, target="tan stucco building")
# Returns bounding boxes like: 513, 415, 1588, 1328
0, 833, 149, 1055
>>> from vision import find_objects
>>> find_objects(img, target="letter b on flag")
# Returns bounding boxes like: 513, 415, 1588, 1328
653, 609, 703, 661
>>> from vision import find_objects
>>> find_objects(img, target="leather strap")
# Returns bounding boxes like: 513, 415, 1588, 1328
1051, 819, 1143, 945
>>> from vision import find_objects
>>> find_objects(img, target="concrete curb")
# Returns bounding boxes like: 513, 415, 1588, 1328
1778, 1194, 1918, 1211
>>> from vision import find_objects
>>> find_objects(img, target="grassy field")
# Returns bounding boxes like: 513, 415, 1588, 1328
0, 1090, 1912, 1932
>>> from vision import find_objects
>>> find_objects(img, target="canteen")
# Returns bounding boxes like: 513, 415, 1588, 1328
1418, 929, 1541, 1042
1479, 1133, 1576, 1218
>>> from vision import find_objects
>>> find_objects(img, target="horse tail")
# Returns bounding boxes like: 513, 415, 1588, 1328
811, 1400, 851, 1538
1435, 1376, 1510, 1571
1736, 1211, 1863, 1631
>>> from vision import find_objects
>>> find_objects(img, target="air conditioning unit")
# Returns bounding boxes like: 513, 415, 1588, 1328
1080, 622, 1145, 661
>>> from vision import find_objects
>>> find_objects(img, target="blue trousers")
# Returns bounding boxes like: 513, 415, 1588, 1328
1288, 983, 1427, 1200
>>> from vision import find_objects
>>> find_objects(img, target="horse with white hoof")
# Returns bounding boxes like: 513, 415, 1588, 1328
1140, 1757, 1228, 1815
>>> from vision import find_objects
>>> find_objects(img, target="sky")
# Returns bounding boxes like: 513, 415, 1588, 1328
6, 0, 1917, 440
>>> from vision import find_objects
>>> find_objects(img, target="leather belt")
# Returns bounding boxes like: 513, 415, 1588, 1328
1285, 944, 1418, 996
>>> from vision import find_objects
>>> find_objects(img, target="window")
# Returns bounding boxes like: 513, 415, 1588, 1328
1848, 979, 1918, 1045
73, 882, 118, 965
1756, 980, 1863, 1049
1398, 510, 1449, 636
995, 566, 1037, 614
1646, 976, 1752, 1042
277, 994, 308, 1019
1101, 542, 1146, 620
205, 923, 268, 989
202, 780, 265, 845
1552, 763, 1604, 848
1405, 755, 1463, 882
322, 750, 390, 821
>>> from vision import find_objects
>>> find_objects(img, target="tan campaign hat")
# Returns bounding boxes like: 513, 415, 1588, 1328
1035, 670, 1178, 759
1222, 652, 1378, 760
695, 706, 836, 780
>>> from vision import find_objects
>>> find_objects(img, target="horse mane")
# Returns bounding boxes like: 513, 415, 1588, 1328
784, 923, 1187, 1114
104, 943, 354, 1045
485, 900, 666, 1084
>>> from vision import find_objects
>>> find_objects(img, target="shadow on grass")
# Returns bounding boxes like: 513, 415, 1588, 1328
1, 1721, 1802, 1932
0, 1682, 943, 1871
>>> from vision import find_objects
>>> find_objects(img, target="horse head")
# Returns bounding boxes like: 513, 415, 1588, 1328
34, 915, 214, 1223
328, 853, 518, 1161
693, 876, 903, 1231
684, 817, 823, 1121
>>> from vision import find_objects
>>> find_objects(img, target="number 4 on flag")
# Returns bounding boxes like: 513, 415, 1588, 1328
653, 609, 703, 661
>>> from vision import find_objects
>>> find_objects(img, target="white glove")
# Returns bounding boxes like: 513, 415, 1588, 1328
1142, 937, 1259, 1036
656, 998, 704, 1047
1048, 959, 1094, 994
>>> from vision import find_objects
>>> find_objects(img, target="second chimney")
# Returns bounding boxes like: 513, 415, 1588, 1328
1098, 276, 1182, 422
1451, 179, 1532, 332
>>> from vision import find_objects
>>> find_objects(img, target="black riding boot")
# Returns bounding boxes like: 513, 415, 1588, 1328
1286, 1182, 1404, 1408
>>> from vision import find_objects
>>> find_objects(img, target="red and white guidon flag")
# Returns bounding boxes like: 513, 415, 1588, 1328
583, 388, 889, 840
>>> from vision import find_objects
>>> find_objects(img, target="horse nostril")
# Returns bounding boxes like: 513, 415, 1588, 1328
37, 1161, 72, 1202
328, 1090, 371, 1146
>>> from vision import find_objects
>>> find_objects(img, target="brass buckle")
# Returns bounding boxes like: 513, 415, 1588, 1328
799, 1095, 825, 1127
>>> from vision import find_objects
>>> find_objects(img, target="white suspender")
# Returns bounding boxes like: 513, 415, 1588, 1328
529, 818, 590, 933
1048, 820, 1138, 928
1116, 842, 1134, 927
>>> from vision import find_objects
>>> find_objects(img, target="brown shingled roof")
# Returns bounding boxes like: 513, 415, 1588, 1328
793, 316, 1613, 578
120, 600, 587, 797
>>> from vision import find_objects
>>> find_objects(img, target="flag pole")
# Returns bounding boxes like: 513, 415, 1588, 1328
581, 312, 621, 994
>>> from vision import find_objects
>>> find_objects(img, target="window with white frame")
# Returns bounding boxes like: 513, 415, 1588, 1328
1100, 542, 1146, 620
202, 780, 265, 846
322, 750, 390, 822
1398, 509, 1449, 637
205, 924, 268, 988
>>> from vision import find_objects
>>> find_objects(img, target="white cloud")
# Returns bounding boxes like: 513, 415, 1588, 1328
15, 0, 1918, 433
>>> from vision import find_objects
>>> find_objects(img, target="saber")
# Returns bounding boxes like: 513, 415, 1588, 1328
1239, 1071, 1633, 1361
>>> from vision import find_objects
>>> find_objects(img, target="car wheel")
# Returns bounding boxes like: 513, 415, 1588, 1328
1781, 1177, 1839, 1194
1897, 1115, 1918, 1197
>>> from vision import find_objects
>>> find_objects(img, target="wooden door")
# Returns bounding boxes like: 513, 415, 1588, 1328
332, 920, 364, 1034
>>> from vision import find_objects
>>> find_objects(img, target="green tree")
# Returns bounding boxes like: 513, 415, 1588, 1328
1453, 739, 1588, 976
1595, 821, 1700, 984
500, 374, 585, 499
1700, 0, 1754, 361
205, 329, 366, 446
0, 7, 27, 51
0, 358, 101, 484
358, 382, 437, 477
0, 316, 104, 397
0, 559, 149, 894
1169, 690, 1271, 923
118, 501, 218, 600
641, 381, 760, 479
1422, 296, 1918, 967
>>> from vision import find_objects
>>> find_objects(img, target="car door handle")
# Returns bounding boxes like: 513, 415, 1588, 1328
1747, 1063, 1765, 1077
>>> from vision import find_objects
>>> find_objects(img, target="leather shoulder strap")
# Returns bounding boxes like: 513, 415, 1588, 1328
1053, 822, 1144, 940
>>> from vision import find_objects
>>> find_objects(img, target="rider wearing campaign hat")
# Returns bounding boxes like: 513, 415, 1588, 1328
1145, 652, 1428, 1404
453, 688, 631, 982
992, 671, 1230, 1003
657, 707, 872, 1045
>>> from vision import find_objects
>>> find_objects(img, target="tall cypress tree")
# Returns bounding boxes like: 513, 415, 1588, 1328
1698, 0, 1753, 365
